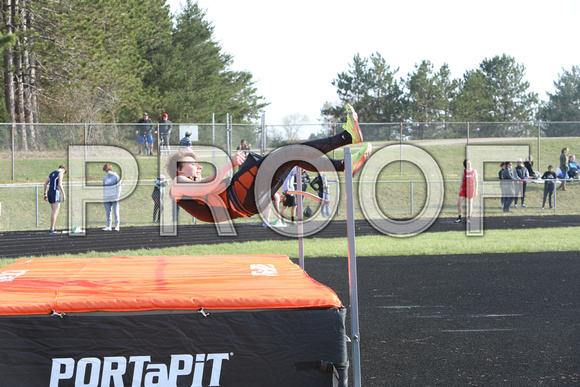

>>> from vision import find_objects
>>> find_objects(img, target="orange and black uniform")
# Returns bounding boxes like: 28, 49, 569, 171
175, 131, 353, 223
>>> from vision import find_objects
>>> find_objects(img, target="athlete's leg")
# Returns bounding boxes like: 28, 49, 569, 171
112, 201, 120, 228
104, 202, 112, 228
50, 202, 60, 230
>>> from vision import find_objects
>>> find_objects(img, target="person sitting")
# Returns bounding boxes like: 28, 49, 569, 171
568, 155, 579, 179
524, 155, 540, 179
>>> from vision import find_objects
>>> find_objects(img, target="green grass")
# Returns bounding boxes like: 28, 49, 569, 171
3, 227, 579, 268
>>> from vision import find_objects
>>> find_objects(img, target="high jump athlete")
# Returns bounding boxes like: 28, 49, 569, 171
167, 104, 372, 223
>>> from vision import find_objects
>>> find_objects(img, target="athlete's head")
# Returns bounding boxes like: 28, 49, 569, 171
463, 159, 471, 169
167, 149, 202, 180
58, 164, 67, 173
102, 163, 113, 173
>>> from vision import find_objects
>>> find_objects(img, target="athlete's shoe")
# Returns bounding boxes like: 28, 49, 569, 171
114, 226, 120, 231
102, 227, 112, 231
343, 104, 363, 144
272, 219, 287, 228
49, 229, 58, 234
454, 216, 462, 223
351, 142, 372, 177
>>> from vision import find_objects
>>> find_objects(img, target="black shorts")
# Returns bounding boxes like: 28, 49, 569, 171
283, 193, 295, 207
47, 190, 60, 204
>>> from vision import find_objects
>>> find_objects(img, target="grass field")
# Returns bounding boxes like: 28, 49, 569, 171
2, 227, 579, 268
0, 137, 579, 232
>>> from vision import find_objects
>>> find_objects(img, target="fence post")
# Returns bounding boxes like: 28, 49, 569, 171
537, 121, 541, 172
261, 113, 266, 156
11, 123, 15, 180
467, 122, 470, 146
226, 113, 230, 155
35, 185, 39, 228
410, 181, 414, 215
400, 122, 403, 173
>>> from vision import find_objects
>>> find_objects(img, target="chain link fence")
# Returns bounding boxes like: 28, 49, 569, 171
0, 120, 578, 232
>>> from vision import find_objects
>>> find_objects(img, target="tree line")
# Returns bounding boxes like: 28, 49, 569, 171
321, 53, 580, 138
0, 0, 267, 150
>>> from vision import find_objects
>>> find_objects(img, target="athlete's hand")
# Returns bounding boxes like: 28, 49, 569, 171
232, 151, 246, 167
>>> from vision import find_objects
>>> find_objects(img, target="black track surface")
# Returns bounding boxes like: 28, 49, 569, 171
1, 215, 579, 258
303, 253, 580, 386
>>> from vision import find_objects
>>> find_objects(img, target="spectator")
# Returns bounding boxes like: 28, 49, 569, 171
135, 112, 154, 156
541, 165, 557, 209
152, 174, 169, 223
310, 173, 331, 217
524, 155, 540, 179
513, 158, 529, 208
237, 139, 250, 151
568, 155, 579, 179
102, 163, 121, 231
158, 113, 172, 150
180, 131, 193, 149
43, 164, 66, 234
454, 159, 478, 223
559, 147, 569, 190
500, 161, 516, 213
498, 162, 506, 207
280, 167, 298, 224
261, 191, 285, 228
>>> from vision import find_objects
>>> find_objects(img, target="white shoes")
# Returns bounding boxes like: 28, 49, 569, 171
114, 226, 120, 231
102, 227, 112, 231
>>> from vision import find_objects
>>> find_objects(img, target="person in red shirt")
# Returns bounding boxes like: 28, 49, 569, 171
454, 159, 478, 223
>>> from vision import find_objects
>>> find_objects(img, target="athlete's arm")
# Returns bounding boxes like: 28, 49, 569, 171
473, 169, 479, 196
43, 177, 49, 201
58, 171, 66, 202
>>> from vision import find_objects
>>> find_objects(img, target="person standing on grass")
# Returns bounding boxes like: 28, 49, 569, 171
454, 159, 478, 223
135, 112, 154, 155
158, 113, 172, 150
43, 164, 66, 234
541, 165, 557, 209
500, 162, 516, 213
559, 147, 569, 191
513, 158, 529, 208
498, 162, 506, 208
102, 163, 121, 231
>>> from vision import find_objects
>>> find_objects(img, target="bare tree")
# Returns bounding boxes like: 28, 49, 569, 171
281, 113, 309, 141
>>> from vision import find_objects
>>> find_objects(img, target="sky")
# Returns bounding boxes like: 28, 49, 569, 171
167, 0, 580, 131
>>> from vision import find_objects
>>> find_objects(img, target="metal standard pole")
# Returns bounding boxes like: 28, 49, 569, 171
297, 167, 304, 269
344, 148, 361, 387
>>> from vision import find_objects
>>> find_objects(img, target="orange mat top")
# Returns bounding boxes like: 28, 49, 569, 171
0, 255, 342, 316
